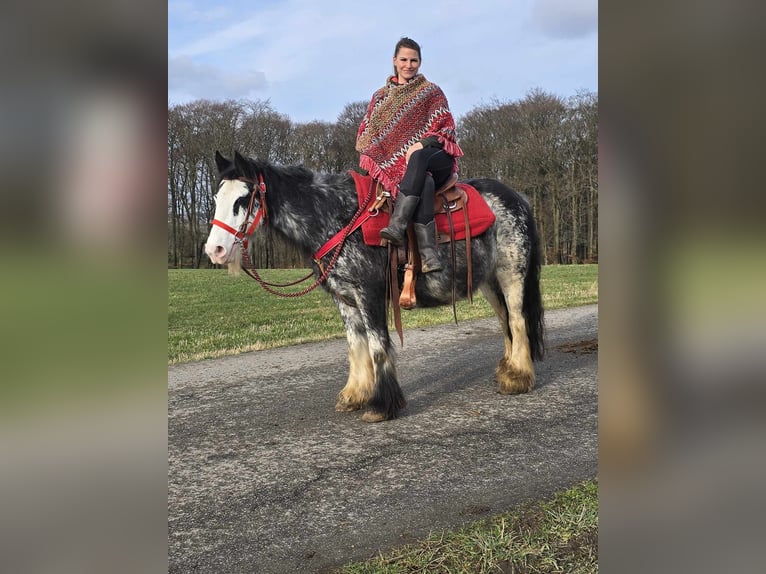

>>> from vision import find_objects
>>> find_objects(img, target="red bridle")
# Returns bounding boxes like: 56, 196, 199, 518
211, 174, 267, 249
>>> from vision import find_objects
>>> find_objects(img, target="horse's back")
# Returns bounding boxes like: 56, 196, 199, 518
464, 178, 533, 217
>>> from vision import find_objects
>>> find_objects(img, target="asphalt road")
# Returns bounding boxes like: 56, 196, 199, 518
168, 304, 598, 573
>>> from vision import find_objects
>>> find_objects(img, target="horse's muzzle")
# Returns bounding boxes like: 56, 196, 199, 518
205, 242, 230, 265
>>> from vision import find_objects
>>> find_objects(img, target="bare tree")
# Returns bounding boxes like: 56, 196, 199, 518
456, 90, 596, 264
327, 101, 367, 173
237, 102, 294, 163
168, 92, 597, 269
292, 121, 334, 171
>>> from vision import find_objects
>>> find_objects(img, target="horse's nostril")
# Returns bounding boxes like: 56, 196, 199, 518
205, 243, 227, 263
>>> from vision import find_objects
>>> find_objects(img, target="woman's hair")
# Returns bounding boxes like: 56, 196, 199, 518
392, 37, 422, 75
394, 37, 421, 59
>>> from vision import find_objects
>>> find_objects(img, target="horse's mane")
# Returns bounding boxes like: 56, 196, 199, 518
219, 156, 314, 186
216, 153, 359, 256
256, 160, 314, 183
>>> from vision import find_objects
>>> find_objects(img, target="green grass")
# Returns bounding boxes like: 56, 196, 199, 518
168, 269, 345, 363
336, 479, 598, 574
540, 264, 599, 309
168, 264, 597, 364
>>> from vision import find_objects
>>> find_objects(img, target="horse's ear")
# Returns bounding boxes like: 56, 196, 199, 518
233, 151, 252, 178
215, 150, 231, 174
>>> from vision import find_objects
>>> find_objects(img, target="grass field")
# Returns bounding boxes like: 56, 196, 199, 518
168, 264, 597, 364
168, 263, 598, 573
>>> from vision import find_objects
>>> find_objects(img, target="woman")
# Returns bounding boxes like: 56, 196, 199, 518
356, 37, 463, 273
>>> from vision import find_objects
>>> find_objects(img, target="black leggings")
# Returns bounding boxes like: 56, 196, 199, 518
399, 147, 454, 224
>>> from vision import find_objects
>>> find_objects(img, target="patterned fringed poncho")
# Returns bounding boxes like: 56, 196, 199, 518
356, 74, 463, 194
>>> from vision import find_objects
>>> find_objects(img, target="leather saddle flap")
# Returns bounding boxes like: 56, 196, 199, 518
434, 186, 467, 215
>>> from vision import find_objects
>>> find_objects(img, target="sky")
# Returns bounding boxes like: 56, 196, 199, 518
168, 0, 597, 123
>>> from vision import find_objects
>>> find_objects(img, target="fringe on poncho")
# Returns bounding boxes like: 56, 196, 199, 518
356, 74, 463, 194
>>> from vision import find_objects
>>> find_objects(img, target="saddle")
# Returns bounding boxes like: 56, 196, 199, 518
373, 173, 473, 326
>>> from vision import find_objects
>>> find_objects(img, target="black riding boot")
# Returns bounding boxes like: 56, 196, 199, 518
414, 220, 443, 273
380, 195, 419, 245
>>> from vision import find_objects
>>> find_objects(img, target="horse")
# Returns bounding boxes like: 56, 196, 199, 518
204, 151, 545, 422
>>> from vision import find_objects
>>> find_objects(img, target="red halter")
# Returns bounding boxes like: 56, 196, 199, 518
211, 174, 267, 249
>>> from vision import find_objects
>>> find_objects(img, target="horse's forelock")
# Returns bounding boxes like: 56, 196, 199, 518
217, 163, 240, 183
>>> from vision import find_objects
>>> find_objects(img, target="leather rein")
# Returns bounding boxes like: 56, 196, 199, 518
210, 173, 376, 297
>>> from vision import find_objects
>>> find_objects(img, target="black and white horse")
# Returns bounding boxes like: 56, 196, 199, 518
204, 151, 544, 422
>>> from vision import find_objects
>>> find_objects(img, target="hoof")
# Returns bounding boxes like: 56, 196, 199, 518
496, 360, 535, 395
496, 382, 533, 395
361, 411, 388, 423
335, 389, 367, 412
335, 400, 363, 412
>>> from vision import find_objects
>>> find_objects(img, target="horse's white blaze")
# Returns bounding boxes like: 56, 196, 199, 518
204, 180, 250, 264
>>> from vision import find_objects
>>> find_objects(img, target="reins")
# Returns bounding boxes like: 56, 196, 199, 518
216, 172, 377, 297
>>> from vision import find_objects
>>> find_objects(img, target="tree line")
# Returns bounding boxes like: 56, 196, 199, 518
168, 89, 597, 268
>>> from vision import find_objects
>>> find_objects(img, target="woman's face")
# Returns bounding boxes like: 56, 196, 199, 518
393, 48, 421, 83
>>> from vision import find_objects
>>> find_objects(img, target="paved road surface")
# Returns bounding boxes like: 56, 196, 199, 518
168, 305, 598, 573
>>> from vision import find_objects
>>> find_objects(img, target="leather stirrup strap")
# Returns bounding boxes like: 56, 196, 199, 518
399, 266, 416, 310
399, 225, 418, 310
399, 225, 420, 311
387, 243, 404, 345
463, 205, 473, 303
444, 205, 458, 324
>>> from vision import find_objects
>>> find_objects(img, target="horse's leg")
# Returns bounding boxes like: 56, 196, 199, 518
335, 298, 374, 412
357, 298, 406, 422
493, 266, 536, 394
479, 280, 513, 357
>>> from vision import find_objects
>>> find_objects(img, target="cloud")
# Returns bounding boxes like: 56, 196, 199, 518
170, 16, 268, 59
531, 0, 597, 39
167, 0, 597, 120
168, 56, 267, 101
168, 2, 230, 23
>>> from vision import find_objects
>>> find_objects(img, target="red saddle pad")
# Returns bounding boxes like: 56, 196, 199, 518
350, 172, 496, 247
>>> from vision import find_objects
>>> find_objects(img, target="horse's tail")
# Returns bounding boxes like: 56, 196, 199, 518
524, 213, 545, 361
